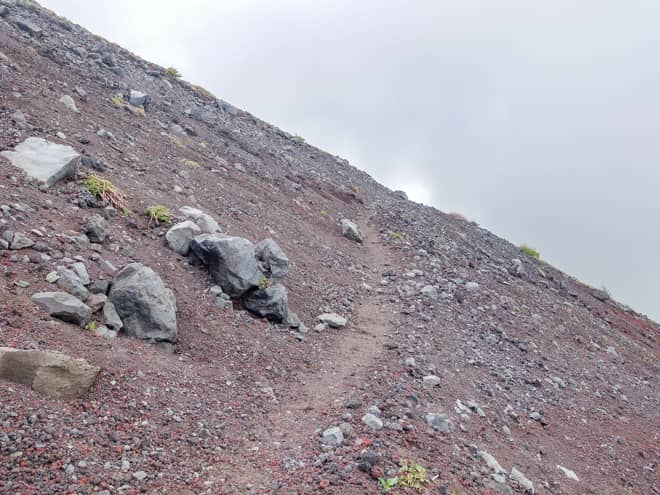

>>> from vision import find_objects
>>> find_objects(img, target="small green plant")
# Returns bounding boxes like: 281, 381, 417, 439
84, 321, 96, 331
145, 205, 172, 226
180, 157, 200, 168
259, 277, 273, 290
85, 174, 128, 210
320, 209, 329, 217
378, 477, 398, 492
111, 95, 123, 107
165, 66, 181, 78
388, 230, 402, 241
519, 244, 540, 259
292, 134, 305, 143
377, 461, 428, 492
397, 461, 428, 489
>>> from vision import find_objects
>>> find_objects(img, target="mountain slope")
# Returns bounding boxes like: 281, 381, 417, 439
0, 2, 657, 494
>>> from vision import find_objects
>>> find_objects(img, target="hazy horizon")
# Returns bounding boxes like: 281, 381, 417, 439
40, 0, 660, 321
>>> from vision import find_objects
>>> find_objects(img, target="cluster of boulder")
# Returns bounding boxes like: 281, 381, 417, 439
165, 207, 299, 326
31, 262, 177, 347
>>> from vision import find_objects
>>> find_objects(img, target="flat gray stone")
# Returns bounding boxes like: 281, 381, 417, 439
317, 313, 347, 328
165, 220, 201, 255
1, 137, 79, 186
31, 291, 92, 327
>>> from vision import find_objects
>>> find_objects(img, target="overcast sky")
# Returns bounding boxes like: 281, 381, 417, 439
41, 0, 660, 321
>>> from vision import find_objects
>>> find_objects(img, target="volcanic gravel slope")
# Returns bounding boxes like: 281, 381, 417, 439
0, 2, 658, 494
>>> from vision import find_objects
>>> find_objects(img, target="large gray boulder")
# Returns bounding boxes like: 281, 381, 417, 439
31, 292, 92, 327
0, 137, 80, 186
84, 214, 109, 243
254, 238, 289, 279
190, 234, 263, 297
244, 283, 288, 322
340, 219, 364, 243
0, 348, 100, 400
165, 220, 201, 255
108, 263, 178, 343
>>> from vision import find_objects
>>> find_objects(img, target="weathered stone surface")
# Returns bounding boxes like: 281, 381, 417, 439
58, 95, 79, 113
340, 218, 364, 243
317, 313, 347, 328
254, 238, 289, 279
56, 267, 89, 301
102, 301, 123, 331
0, 137, 79, 186
108, 263, 177, 342
244, 283, 288, 322
129, 90, 149, 107
9, 232, 34, 250
0, 348, 99, 399
165, 220, 201, 255
31, 292, 92, 327
84, 214, 109, 243
179, 206, 220, 234
190, 234, 263, 297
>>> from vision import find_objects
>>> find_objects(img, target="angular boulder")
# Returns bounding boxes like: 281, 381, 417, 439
165, 220, 202, 255
244, 283, 288, 322
108, 263, 177, 342
340, 219, 364, 243
31, 292, 92, 327
56, 266, 89, 301
0, 137, 80, 186
179, 206, 220, 234
0, 348, 100, 399
129, 90, 149, 107
254, 238, 289, 279
84, 214, 109, 243
190, 234, 263, 297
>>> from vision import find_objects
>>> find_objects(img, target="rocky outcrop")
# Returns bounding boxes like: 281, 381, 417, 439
31, 292, 92, 327
190, 234, 263, 297
108, 263, 177, 343
0, 137, 79, 186
244, 283, 288, 322
0, 348, 99, 400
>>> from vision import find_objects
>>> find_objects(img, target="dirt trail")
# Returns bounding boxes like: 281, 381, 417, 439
222, 217, 397, 492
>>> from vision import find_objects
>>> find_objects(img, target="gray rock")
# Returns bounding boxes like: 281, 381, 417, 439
10, 232, 34, 250
244, 283, 288, 322
165, 220, 201, 255
88, 279, 110, 294
0, 6, 8, 18
58, 95, 79, 113
317, 313, 347, 328
361, 413, 383, 430
465, 281, 480, 292
321, 426, 344, 446
340, 218, 364, 243
422, 375, 441, 387
556, 465, 579, 481
93, 325, 117, 339
420, 285, 438, 298
108, 263, 177, 342
179, 206, 220, 234
45, 271, 60, 283
510, 467, 534, 494
0, 348, 99, 399
190, 234, 263, 297
509, 258, 526, 278
254, 238, 289, 279
102, 301, 123, 331
0, 137, 80, 187
56, 267, 89, 301
85, 293, 107, 312
15, 20, 43, 38
70, 262, 90, 285
426, 412, 451, 432
84, 214, 109, 243
393, 190, 408, 200
128, 90, 149, 107
31, 292, 92, 327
